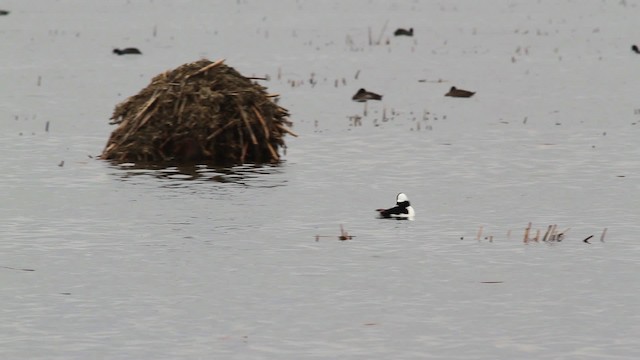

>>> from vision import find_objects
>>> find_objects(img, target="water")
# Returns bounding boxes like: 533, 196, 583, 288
2, 0, 640, 359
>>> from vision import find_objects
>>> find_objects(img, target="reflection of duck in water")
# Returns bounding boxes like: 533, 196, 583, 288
113, 47, 142, 55
352, 88, 383, 102
632, 45, 640, 54
445, 86, 475, 98
376, 193, 415, 220
394, 28, 413, 36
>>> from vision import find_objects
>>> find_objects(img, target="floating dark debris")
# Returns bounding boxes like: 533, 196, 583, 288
470, 223, 607, 244
445, 86, 475, 98
101, 58, 295, 165
1, 265, 35, 272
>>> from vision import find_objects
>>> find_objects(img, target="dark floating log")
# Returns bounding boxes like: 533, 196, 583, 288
101, 59, 295, 166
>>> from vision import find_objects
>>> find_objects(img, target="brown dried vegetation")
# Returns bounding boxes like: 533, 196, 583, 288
101, 59, 295, 165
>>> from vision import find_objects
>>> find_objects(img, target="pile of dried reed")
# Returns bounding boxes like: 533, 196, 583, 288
101, 59, 295, 165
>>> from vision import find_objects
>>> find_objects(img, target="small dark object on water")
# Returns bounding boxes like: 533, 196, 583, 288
632, 45, 640, 54
480, 281, 503, 284
0, 10, 9, 16
113, 47, 142, 55
394, 28, 413, 36
352, 88, 382, 102
45, 121, 50, 132
583, 235, 593, 244
445, 86, 475, 98
1, 265, 35, 272
58, 160, 64, 167
339, 225, 354, 241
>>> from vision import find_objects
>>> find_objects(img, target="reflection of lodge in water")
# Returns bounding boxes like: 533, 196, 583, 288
110, 162, 287, 188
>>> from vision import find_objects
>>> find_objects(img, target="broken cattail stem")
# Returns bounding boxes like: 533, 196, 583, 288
240, 140, 248, 163
523, 222, 532, 243
266, 142, 279, 160
549, 224, 558, 241
237, 104, 258, 145
276, 123, 299, 137
542, 225, 552, 242
188, 58, 226, 78
600, 227, 607, 242
133, 91, 160, 123
252, 107, 270, 140
476, 226, 483, 241
376, 19, 389, 45
206, 119, 240, 140
339, 224, 354, 240
557, 228, 570, 241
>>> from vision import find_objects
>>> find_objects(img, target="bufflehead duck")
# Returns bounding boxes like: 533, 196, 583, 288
394, 28, 413, 36
632, 45, 640, 54
352, 88, 383, 102
445, 86, 475, 98
113, 47, 142, 55
376, 193, 415, 220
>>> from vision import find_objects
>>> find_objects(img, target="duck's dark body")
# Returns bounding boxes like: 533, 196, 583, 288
445, 86, 475, 98
376, 193, 415, 220
113, 48, 142, 55
394, 28, 413, 36
352, 88, 383, 102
